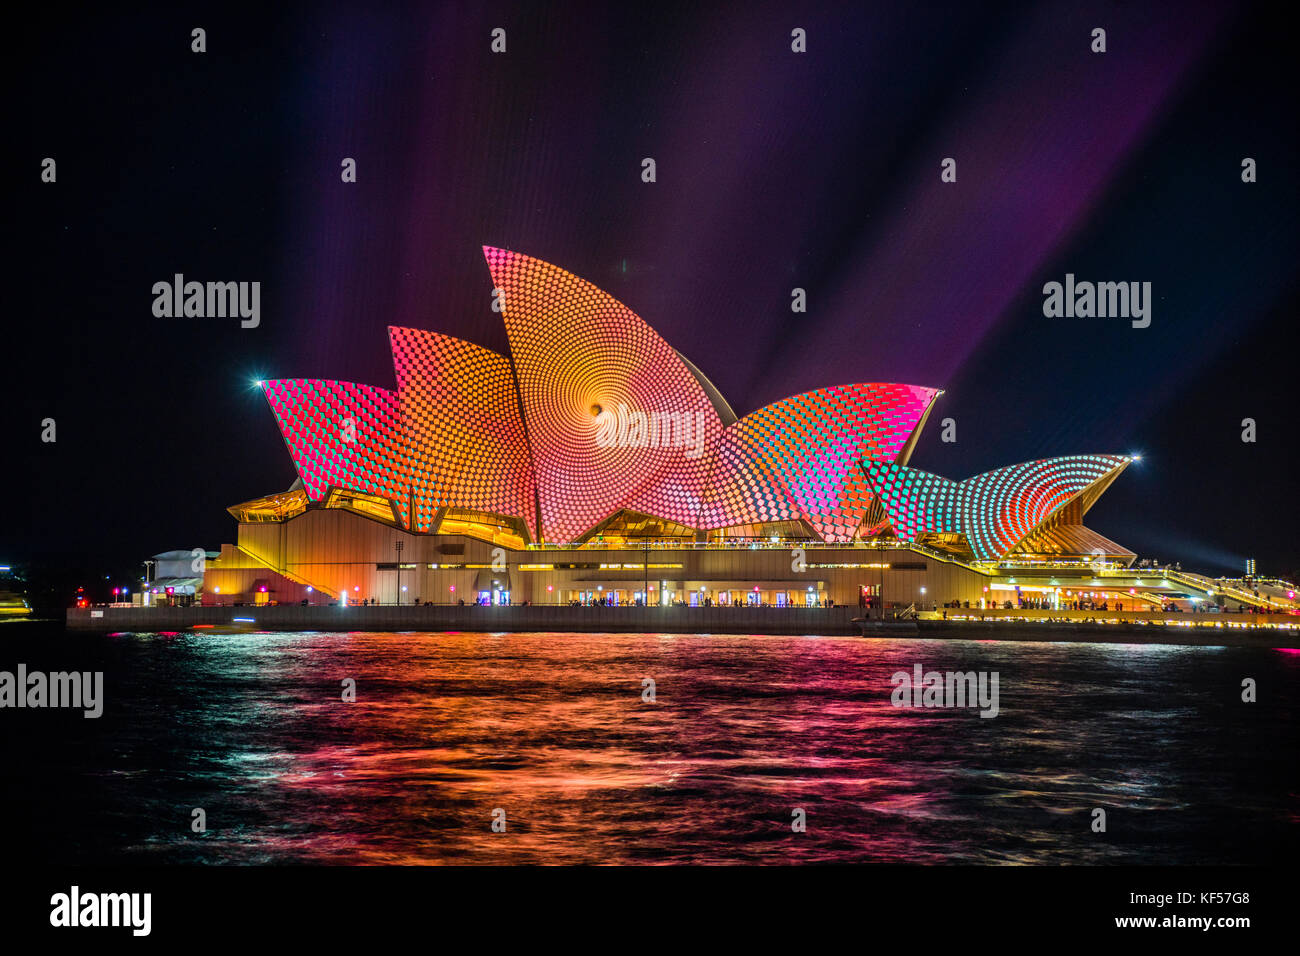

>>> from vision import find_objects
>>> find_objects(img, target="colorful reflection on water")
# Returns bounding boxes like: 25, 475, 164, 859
4, 627, 1297, 864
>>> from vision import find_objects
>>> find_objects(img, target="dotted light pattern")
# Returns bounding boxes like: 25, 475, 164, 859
700, 384, 938, 541
483, 245, 726, 541
264, 250, 1102, 551
263, 379, 410, 526
861, 455, 1131, 560
388, 327, 537, 538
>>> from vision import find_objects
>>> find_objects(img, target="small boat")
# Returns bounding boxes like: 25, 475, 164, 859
190, 617, 261, 634
852, 615, 920, 636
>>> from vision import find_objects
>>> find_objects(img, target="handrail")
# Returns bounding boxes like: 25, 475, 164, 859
229, 544, 339, 599
523, 537, 985, 569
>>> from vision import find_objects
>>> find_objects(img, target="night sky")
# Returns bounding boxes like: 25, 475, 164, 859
8, 1, 1297, 590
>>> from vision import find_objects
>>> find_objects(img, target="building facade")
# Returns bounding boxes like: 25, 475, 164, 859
201, 246, 1190, 613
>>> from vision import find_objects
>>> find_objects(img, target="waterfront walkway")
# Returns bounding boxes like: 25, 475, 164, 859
63, 604, 1298, 646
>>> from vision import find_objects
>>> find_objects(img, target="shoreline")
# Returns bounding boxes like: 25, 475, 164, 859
47, 606, 1300, 648
908, 620, 1296, 648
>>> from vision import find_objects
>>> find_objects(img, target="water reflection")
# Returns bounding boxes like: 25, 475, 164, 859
5, 628, 1296, 864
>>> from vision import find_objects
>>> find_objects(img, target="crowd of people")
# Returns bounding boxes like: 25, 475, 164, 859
565, 595, 837, 608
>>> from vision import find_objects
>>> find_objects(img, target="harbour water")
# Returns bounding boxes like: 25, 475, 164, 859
3, 623, 1296, 864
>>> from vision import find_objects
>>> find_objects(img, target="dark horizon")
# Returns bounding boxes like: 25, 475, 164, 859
7, 1, 1297, 589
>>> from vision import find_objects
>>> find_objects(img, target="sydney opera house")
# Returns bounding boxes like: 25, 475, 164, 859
200, 246, 1157, 611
